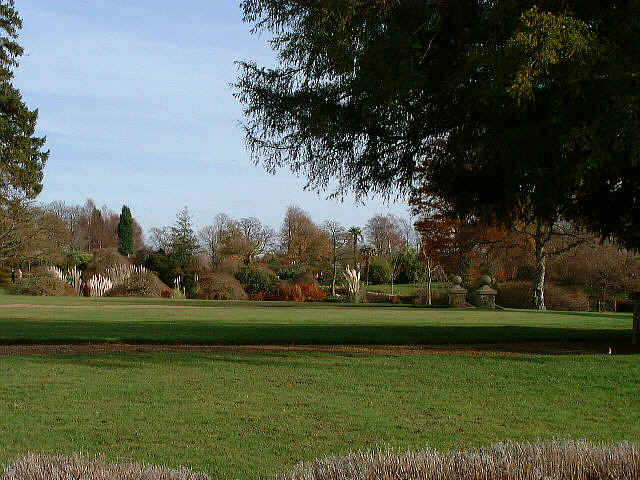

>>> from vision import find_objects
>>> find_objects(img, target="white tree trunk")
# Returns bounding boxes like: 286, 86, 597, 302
533, 225, 547, 311
427, 260, 432, 307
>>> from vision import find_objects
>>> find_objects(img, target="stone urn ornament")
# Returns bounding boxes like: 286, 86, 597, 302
474, 275, 497, 309
448, 276, 467, 308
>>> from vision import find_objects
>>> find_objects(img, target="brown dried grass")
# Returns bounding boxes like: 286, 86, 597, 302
1, 454, 210, 480
278, 441, 640, 480
3, 442, 638, 480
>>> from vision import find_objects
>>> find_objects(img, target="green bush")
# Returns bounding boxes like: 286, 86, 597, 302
368, 257, 392, 285
393, 249, 423, 284
144, 251, 181, 286
234, 266, 276, 295
8, 269, 67, 296
65, 251, 93, 270
277, 265, 305, 282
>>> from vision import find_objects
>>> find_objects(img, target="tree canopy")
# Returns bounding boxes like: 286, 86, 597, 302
236, 0, 640, 251
0, 0, 48, 204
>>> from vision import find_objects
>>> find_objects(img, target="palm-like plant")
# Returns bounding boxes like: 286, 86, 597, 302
359, 245, 375, 286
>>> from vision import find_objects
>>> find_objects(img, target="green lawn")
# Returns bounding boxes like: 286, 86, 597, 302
0, 295, 633, 345
365, 283, 447, 296
1, 353, 638, 479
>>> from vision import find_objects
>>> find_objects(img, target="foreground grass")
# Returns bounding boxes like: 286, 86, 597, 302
0, 297, 633, 345
1, 353, 638, 479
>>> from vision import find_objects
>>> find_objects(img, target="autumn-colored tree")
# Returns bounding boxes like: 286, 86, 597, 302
279, 205, 329, 269
412, 196, 506, 281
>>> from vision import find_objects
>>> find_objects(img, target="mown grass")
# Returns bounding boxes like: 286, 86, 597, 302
365, 283, 447, 296
0, 297, 633, 345
1, 353, 639, 479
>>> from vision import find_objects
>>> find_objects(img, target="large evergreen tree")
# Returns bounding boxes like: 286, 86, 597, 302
0, 0, 49, 204
235, 0, 640, 254
117, 205, 134, 256
170, 207, 199, 270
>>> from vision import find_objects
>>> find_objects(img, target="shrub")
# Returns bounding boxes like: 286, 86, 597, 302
292, 271, 319, 286
368, 257, 392, 285
84, 248, 129, 279
278, 282, 305, 302
269, 281, 327, 302
364, 292, 394, 304
196, 273, 248, 300
107, 271, 168, 297
2, 453, 211, 480
617, 298, 635, 313
278, 441, 640, 480
215, 256, 243, 275
144, 250, 181, 287
8, 268, 67, 296
393, 249, 423, 284
65, 251, 93, 270
414, 289, 448, 306
496, 281, 589, 311
235, 266, 276, 295
277, 265, 305, 282
496, 281, 533, 309
299, 283, 327, 301
545, 284, 590, 311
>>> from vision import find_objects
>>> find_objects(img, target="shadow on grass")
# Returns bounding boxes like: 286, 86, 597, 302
0, 322, 636, 354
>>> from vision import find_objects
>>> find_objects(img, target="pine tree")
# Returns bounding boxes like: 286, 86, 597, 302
170, 207, 198, 270
0, 0, 49, 204
117, 205, 134, 256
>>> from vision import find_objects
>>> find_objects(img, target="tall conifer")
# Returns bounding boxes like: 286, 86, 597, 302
117, 205, 134, 256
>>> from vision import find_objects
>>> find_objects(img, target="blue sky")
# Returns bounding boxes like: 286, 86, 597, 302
14, 0, 410, 233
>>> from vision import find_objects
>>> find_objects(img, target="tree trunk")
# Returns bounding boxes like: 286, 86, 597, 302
353, 239, 357, 266
331, 261, 337, 297
633, 301, 639, 345
533, 223, 547, 311
427, 263, 432, 307
391, 271, 394, 296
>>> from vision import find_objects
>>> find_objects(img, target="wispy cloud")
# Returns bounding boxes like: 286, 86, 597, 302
13, 0, 409, 231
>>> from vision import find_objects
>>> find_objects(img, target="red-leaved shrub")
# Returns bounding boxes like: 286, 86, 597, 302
268, 281, 326, 302
299, 283, 327, 301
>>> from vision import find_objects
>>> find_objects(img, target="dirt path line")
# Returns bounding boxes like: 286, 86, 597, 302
0, 342, 630, 357
0, 303, 226, 310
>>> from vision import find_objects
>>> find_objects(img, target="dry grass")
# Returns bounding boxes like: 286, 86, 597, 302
279, 441, 640, 480
3, 442, 638, 480
1, 454, 210, 480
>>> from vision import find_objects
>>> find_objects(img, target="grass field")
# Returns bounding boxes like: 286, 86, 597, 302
0, 295, 633, 346
1, 295, 638, 479
1, 352, 639, 479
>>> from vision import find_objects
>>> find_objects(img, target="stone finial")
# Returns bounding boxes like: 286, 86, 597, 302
474, 275, 497, 309
448, 275, 467, 308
